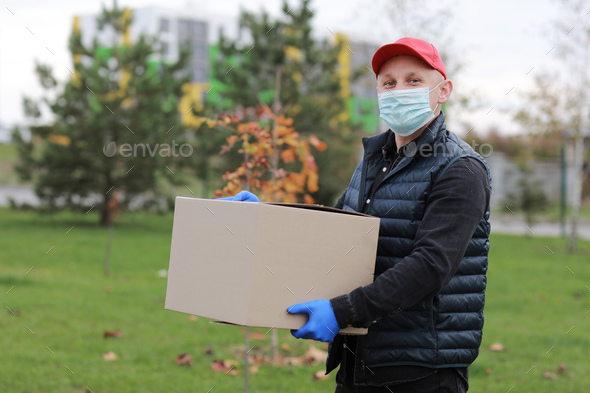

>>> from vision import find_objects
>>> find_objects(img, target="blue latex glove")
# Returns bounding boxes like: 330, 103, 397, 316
217, 190, 260, 202
288, 299, 340, 342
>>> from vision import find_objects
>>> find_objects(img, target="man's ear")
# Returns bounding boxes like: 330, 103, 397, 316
438, 80, 453, 104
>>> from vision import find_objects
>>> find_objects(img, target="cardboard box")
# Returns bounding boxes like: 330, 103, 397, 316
165, 197, 380, 335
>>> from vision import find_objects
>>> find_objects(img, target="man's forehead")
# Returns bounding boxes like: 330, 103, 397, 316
377, 55, 440, 80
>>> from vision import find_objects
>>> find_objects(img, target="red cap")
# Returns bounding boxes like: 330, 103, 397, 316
371, 37, 446, 79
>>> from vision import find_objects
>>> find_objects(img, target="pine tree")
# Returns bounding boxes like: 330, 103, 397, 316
212, 0, 361, 205
14, 1, 190, 225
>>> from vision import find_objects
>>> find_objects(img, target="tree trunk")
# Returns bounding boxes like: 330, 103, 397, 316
244, 327, 250, 393
269, 65, 283, 363
100, 202, 112, 227
568, 135, 584, 253
103, 220, 114, 277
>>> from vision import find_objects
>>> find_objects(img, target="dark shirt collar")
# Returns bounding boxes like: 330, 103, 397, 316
381, 131, 410, 160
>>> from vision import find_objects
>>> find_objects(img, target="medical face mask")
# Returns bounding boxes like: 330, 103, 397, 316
378, 81, 443, 137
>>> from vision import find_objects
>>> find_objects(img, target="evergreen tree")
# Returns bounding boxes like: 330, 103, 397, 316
13, 1, 190, 225
212, 0, 362, 205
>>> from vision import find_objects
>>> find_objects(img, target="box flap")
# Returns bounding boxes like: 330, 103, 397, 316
264, 202, 374, 217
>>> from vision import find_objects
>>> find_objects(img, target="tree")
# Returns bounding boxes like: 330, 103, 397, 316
504, 177, 550, 230
212, 107, 325, 203
211, 0, 362, 206
197, 106, 325, 392
513, 0, 590, 251
13, 1, 190, 225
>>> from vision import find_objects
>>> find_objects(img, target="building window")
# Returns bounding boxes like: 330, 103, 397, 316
161, 41, 169, 55
160, 18, 169, 32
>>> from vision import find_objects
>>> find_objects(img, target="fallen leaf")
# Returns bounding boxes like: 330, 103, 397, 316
250, 354, 263, 365
556, 363, 566, 374
543, 371, 557, 379
226, 360, 240, 375
249, 365, 259, 375
103, 330, 123, 339
211, 360, 227, 372
104, 287, 112, 293
203, 345, 214, 355
280, 343, 292, 353
312, 370, 330, 381
305, 345, 328, 364
157, 269, 168, 278
103, 351, 118, 361
212, 360, 240, 374
489, 343, 504, 352
176, 353, 193, 367
283, 356, 306, 366
188, 315, 198, 322
250, 331, 267, 340
7, 308, 22, 316
486, 368, 492, 374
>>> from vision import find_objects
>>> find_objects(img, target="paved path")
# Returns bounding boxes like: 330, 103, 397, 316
490, 215, 590, 240
0, 185, 38, 206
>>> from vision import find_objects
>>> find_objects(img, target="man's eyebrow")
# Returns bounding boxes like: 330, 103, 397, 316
405, 72, 425, 78
378, 71, 425, 79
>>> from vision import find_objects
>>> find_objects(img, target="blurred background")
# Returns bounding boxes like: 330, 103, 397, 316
1, 0, 589, 392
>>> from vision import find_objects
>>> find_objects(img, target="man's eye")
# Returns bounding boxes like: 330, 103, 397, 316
385, 81, 394, 86
409, 79, 419, 83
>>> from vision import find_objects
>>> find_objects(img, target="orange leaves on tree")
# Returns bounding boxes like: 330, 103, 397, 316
205, 105, 325, 203
309, 135, 327, 152
280, 149, 296, 163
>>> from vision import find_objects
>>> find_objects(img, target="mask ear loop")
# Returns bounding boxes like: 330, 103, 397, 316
429, 80, 445, 93
430, 80, 445, 112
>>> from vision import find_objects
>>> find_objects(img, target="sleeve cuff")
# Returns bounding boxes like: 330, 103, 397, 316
330, 293, 357, 329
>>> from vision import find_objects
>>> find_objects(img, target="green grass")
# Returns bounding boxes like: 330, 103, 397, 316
1, 209, 590, 392
0, 143, 24, 185
473, 234, 590, 392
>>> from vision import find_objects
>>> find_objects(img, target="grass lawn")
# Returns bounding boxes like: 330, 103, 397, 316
0, 143, 24, 186
1, 209, 590, 393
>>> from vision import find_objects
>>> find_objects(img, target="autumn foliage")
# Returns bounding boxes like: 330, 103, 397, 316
200, 105, 326, 203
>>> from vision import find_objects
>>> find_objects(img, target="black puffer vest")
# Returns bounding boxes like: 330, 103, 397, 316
339, 114, 491, 369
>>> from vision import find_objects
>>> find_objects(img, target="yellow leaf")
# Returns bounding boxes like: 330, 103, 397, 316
103, 351, 118, 361
307, 171, 319, 193
48, 134, 71, 146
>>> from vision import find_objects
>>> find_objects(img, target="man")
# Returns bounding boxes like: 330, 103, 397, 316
288, 37, 491, 392
224, 37, 490, 392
